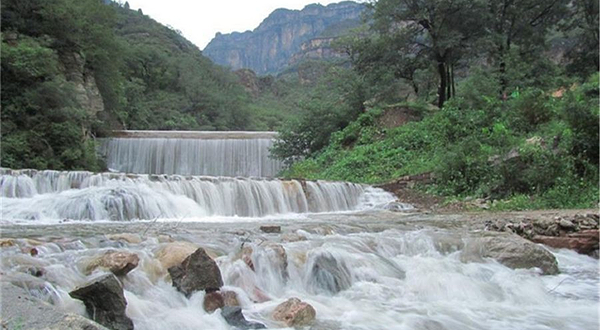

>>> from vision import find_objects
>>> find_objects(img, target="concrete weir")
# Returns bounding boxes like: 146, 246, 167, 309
101, 130, 283, 177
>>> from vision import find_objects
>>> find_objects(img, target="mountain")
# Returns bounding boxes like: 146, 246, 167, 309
203, 1, 366, 75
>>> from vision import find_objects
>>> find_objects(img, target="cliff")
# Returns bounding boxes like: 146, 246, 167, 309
203, 1, 365, 74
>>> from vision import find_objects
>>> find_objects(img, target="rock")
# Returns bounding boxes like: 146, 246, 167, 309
256, 243, 289, 281
222, 290, 241, 307
558, 219, 576, 229
106, 233, 142, 244
531, 229, 599, 256
525, 136, 546, 148
272, 297, 316, 327
1, 283, 109, 330
383, 201, 415, 212
17, 266, 45, 277
203, 291, 225, 313
281, 233, 307, 242
461, 233, 559, 275
260, 225, 281, 233
0, 238, 16, 247
69, 273, 134, 330
154, 241, 199, 270
85, 251, 139, 276
306, 251, 352, 294
168, 248, 223, 297
1, 271, 49, 293
241, 245, 255, 271
221, 306, 266, 329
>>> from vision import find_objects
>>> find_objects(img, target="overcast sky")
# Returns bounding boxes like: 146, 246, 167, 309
125, 0, 353, 50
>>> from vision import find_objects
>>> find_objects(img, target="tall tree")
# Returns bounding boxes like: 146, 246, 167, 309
368, 0, 488, 107
486, 0, 568, 91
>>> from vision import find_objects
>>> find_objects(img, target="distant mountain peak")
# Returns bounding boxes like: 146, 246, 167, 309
203, 1, 365, 75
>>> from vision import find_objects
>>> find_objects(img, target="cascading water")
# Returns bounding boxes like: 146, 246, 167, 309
2, 131, 593, 330
0, 219, 597, 330
0, 168, 396, 222
100, 131, 284, 177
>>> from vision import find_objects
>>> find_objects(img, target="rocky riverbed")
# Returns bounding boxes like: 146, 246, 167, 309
1, 210, 598, 329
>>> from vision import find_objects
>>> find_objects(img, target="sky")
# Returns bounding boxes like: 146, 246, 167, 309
125, 0, 350, 50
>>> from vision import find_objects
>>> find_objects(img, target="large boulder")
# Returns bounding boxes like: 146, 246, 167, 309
272, 297, 316, 327
84, 251, 139, 276
461, 233, 559, 275
168, 248, 223, 297
69, 273, 133, 330
154, 241, 199, 270
221, 306, 266, 329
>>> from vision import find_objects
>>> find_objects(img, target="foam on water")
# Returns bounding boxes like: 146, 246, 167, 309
0, 169, 397, 222
0, 226, 596, 330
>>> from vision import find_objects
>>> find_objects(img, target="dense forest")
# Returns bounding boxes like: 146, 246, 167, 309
273, 0, 599, 209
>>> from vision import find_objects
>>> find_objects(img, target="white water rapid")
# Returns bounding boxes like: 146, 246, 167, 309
100, 131, 284, 177
0, 216, 597, 330
0, 168, 396, 222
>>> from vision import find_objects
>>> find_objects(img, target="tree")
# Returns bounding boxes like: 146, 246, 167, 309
562, 0, 599, 76
368, 0, 488, 107
486, 0, 568, 91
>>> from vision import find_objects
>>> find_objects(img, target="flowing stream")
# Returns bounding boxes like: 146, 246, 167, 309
0, 131, 597, 329
0, 213, 597, 330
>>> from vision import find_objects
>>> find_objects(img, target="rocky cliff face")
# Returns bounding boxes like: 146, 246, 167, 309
203, 1, 365, 74
59, 52, 105, 117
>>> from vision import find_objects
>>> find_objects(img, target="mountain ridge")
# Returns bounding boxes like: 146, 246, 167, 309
203, 1, 366, 74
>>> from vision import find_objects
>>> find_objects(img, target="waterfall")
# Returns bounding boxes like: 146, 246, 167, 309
0, 169, 396, 221
100, 131, 284, 177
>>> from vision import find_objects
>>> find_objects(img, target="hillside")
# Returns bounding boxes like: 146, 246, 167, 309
272, 0, 599, 210
203, 1, 365, 74
0, 0, 280, 171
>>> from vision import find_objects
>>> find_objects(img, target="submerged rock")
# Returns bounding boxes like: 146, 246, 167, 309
69, 273, 133, 330
106, 233, 142, 244
168, 248, 223, 297
461, 233, 559, 275
272, 297, 316, 327
306, 251, 352, 294
254, 243, 289, 282
221, 306, 266, 329
85, 251, 139, 276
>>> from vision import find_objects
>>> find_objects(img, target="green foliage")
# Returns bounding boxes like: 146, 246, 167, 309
283, 71, 599, 209
1, 0, 290, 171
271, 65, 367, 164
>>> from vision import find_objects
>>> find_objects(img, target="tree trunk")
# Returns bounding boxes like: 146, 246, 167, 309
437, 59, 447, 108
446, 64, 451, 100
451, 64, 456, 98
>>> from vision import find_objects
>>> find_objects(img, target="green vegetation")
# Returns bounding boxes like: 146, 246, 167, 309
275, 0, 599, 209
1, 0, 290, 170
